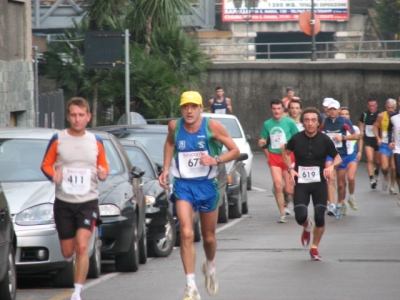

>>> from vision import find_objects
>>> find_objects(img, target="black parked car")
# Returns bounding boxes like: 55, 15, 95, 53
89, 131, 147, 273
118, 139, 176, 258
0, 184, 16, 300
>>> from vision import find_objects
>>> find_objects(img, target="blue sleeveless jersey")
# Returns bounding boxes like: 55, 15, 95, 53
171, 117, 220, 181
321, 116, 355, 156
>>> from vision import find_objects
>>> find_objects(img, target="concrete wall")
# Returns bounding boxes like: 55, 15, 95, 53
0, 0, 31, 61
202, 60, 400, 149
0, 0, 34, 127
0, 61, 35, 127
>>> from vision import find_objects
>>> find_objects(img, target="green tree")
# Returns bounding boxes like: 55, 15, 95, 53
375, 0, 400, 35
39, 0, 211, 124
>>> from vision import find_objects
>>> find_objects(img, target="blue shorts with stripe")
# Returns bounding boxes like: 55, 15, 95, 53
379, 142, 392, 157
326, 153, 357, 170
169, 178, 219, 212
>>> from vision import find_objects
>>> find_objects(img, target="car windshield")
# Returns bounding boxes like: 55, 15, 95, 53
123, 146, 156, 179
0, 139, 49, 182
118, 132, 166, 164
210, 118, 243, 138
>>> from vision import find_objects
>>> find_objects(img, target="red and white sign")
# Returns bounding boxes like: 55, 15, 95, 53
222, 0, 349, 22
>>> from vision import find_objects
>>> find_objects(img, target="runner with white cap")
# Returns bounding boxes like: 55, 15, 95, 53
321, 100, 358, 218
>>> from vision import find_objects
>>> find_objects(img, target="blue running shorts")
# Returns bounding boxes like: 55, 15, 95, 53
379, 142, 392, 157
326, 156, 333, 162
170, 178, 219, 212
337, 153, 357, 170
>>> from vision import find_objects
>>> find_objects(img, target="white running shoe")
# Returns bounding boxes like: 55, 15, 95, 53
390, 187, 398, 195
278, 214, 287, 223
71, 293, 81, 300
348, 197, 358, 210
202, 262, 218, 296
284, 207, 291, 215
182, 285, 201, 300
327, 203, 336, 217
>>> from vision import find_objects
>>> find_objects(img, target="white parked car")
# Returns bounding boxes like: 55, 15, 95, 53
202, 113, 253, 190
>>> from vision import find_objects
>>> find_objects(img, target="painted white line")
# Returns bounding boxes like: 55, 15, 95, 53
250, 186, 267, 192
82, 272, 121, 291
55, 217, 248, 299
216, 215, 249, 233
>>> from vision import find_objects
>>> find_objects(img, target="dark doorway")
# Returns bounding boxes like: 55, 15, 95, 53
255, 32, 335, 59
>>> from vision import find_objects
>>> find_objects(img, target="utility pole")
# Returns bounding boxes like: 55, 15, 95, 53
311, 0, 317, 61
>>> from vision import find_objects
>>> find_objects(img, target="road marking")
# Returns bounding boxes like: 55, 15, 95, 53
250, 186, 267, 192
50, 217, 247, 300
49, 272, 122, 300
47, 289, 72, 300
216, 215, 249, 233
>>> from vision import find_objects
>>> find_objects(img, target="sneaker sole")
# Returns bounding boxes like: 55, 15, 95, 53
327, 211, 336, 217
311, 256, 322, 261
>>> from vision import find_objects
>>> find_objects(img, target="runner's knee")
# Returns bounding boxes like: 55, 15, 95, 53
314, 205, 326, 227
294, 205, 308, 225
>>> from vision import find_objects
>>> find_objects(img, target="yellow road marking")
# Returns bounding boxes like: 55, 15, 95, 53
47, 289, 72, 300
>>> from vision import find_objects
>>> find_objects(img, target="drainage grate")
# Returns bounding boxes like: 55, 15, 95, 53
339, 259, 400, 263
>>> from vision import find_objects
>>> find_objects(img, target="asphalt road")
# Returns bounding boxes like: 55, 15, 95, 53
17, 152, 400, 300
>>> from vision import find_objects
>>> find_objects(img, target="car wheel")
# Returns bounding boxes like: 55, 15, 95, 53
115, 218, 139, 272
247, 172, 252, 190
194, 214, 201, 242
229, 186, 243, 218
218, 191, 229, 223
242, 200, 249, 214
138, 220, 148, 264
52, 260, 74, 288
148, 210, 176, 257
0, 244, 16, 300
175, 231, 181, 247
87, 227, 101, 278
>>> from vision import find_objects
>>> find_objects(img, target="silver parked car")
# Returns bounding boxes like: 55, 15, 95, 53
0, 127, 144, 287
0, 128, 106, 286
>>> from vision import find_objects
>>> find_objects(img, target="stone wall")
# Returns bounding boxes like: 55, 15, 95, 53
0, 61, 35, 127
201, 60, 400, 150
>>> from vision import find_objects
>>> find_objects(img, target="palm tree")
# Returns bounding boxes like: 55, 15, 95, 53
126, 0, 192, 54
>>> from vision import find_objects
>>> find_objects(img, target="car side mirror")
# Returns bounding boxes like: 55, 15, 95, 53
245, 134, 251, 142
130, 166, 145, 179
237, 153, 248, 162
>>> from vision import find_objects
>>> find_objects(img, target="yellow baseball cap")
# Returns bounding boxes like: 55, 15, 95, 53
180, 91, 203, 106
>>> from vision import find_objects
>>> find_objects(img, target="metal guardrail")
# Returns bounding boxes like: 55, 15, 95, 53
199, 40, 400, 60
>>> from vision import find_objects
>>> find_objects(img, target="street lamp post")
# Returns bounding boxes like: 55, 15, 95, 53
311, 0, 317, 61
234, 0, 259, 60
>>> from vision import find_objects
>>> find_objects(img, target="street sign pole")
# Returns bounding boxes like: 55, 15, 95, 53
124, 29, 130, 125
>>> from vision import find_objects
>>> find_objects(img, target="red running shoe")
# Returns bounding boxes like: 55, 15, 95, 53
310, 247, 322, 261
301, 219, 312, 247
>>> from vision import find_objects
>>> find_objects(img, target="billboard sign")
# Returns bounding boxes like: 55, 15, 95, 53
222, 0, 349, 22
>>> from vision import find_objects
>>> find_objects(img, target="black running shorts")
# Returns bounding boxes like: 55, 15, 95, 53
54, 198, 99, 240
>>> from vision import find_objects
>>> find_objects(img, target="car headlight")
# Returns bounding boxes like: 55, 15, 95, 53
15, 203, 54, 226
99, 204, 121, 216
145, 195, 156, 205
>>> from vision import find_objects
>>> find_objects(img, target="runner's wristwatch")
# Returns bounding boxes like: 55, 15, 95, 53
287, 167, 292, 174
215, 156, 222, 165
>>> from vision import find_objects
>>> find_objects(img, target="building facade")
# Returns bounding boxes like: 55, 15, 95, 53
0, 0, 34, 127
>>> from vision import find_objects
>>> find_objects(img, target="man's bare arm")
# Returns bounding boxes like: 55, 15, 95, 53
209, 119, 240, 163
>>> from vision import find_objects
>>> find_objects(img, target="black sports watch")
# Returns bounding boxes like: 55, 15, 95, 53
215, 156, 222, 165
287, 167, 292, 174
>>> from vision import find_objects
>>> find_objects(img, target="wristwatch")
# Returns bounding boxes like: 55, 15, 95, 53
215, 156, 222, 165
287, 167, 292, 174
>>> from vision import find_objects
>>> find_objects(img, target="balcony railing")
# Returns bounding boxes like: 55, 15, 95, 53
199, 40, 400, 61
